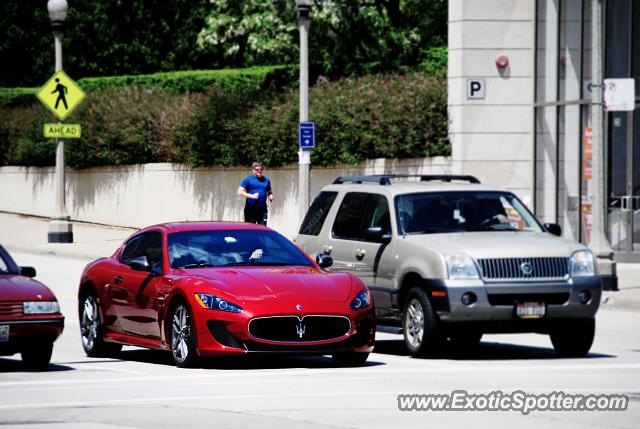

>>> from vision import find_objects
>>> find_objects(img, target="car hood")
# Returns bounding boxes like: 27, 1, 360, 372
177, 266, 355, 304
403, 231, 585, 259
0, 275, 57, 302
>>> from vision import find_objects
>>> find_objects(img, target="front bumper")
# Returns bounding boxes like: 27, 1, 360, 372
0, 315, 65, 356
430, 276, 601, 325
190, 304, 376, 357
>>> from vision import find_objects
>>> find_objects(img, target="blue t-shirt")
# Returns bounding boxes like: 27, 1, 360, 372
241, 175, 271, 209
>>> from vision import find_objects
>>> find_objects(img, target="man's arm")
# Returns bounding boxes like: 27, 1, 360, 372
266, 180, 274, 202
238, 186, 258, 200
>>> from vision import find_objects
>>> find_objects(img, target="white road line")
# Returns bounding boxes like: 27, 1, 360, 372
0, 388, 638, 411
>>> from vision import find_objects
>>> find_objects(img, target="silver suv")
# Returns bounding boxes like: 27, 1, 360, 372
295, 175, 602, 357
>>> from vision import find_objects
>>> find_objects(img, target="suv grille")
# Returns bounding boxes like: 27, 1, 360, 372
0, 301, 23, 318
249, 315, 351, 342
478, 257, 569, 282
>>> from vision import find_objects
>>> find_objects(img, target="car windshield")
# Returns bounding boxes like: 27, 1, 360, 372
395, 191, 543, 235
167, 229, 313, 269
0, 245, 19, 275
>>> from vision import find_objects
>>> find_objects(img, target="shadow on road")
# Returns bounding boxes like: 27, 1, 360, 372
115, 348, 385, 369
373, 338, 615, 360
0, 357, 75, 373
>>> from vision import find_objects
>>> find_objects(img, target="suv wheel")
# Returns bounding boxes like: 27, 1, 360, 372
402, 287, 442, 357
550, 318, 595, 357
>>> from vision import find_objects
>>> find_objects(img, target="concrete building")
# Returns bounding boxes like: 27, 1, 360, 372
448, 0, 640, 263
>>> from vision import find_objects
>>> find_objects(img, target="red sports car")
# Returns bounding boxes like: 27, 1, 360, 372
77, 222, 375, 367
0, 245, 65, 370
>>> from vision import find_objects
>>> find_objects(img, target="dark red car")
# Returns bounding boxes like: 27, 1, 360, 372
77, 222, 375, 367
0, 245, 65, 370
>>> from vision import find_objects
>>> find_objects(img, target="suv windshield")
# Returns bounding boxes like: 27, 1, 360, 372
167, 229, 313, 269
395, 191, 543, 235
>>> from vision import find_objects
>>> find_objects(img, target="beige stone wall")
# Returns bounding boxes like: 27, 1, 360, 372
0, 158, 452, 238
448, 0, 536, 204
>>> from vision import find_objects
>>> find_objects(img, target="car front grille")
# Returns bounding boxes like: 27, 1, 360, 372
478, 257, 569, 282
0, 301, 23, 318
248, 315, 351, 343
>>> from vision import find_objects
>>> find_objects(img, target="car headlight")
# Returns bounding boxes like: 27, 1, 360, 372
570, 250, 596, 277
23, 301, 60, 314
350, 290, 371, 310
194, 293, 243, 313
445, 253, 480, 279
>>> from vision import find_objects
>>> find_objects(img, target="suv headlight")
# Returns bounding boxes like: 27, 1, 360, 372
570, 250, 596, 277
445, 253, 480, 279
350, 290, 371, 310
23, 301, 60, 314
194, 293, 243, 313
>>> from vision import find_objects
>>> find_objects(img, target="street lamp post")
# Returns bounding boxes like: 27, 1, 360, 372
590, 0, 616, 289
296, 0, 312, 219
47, 0, 73, 243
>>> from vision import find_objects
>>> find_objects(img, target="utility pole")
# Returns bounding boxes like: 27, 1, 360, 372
296, 0, 312, 219
590, 0, 617, 289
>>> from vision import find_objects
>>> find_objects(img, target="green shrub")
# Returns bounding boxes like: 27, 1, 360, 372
0, 70, 448, 169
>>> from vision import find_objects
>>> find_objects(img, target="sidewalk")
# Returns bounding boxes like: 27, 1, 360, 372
1, 211, 639, 311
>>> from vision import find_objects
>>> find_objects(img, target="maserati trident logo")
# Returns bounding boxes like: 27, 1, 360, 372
296, 321, 306, 339
520, 262, 533, 276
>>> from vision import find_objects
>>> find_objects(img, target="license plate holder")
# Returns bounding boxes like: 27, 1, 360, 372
515, 302, 546, 319
0, 325, 9, 342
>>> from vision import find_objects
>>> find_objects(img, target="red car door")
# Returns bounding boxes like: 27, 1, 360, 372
113, 231, 164, 341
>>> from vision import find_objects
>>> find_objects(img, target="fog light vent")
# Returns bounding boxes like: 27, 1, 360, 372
461, 292, 477, 306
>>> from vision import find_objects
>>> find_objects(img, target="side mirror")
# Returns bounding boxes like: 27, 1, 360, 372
316, 253, 333, 269
365, 226, 392, 244
128, 256, 152, 272
544, 223, 562, 237
20, 266, 36, 278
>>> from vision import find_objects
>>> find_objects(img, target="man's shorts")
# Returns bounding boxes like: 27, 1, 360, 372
244, 207, 267, 226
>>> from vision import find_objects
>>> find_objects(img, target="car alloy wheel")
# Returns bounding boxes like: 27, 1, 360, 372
81, 295, 99, 351
171, 303, 198, 368
405, 299, 425, 348
79, 293, 122, 357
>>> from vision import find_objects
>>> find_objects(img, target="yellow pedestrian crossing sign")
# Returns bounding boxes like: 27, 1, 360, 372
36, 71, 86, 120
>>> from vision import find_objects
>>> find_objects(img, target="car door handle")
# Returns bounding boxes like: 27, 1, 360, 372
114, 276, 123, 284
355, 248, 366, 260
322, 244, 333, 254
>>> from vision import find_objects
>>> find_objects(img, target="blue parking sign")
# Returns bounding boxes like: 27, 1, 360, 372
299, 122, 315, 149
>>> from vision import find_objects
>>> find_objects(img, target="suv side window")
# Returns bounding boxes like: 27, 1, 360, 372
332, 192, 370, 240
366, 194, 391, 233
299, 191, 338, 236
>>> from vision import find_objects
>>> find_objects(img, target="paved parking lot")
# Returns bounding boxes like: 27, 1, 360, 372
1, 252, 638, 429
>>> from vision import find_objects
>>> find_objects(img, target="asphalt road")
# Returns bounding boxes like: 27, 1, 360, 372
1, 252, 638, 429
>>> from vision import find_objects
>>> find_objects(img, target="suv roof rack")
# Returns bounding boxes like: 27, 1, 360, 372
332, 174, 481, 185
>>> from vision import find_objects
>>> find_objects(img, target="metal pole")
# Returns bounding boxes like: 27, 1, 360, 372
298, 7, 311, 219
589, 0, 616, 289
47, 26, 73, 243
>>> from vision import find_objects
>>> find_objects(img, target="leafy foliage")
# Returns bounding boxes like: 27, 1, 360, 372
1, 71, 449, 169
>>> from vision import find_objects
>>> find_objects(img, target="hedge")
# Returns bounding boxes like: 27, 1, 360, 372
0, 70, 448, 169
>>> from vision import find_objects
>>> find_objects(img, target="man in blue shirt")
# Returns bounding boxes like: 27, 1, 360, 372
238, 162, 274, 225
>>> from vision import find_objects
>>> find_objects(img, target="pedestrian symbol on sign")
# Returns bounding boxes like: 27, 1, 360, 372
52, 78, 68, 110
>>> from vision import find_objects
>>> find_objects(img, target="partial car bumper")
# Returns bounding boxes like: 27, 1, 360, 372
430, 276, 602, 323
0, 315, 65, 356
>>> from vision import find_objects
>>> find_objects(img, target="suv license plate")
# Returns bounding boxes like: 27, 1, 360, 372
0, 325, 9, 342
516, 302, 546, 319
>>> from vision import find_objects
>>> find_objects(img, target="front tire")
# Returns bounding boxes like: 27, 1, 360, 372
332, 352, 370, 367
80, 293, 122, 357
550, 318, 595, 357
170, 303, 199, 368
402, 287, 442, 357
21, 343, 53, 371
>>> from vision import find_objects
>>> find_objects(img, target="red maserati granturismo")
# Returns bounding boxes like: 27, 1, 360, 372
77, 222, 375, 367
0, 245, 65, 370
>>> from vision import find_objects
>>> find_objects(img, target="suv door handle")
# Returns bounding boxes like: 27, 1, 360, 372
322, 244, 333, 254
114, 276, 123, 284
355, 248, 366, 260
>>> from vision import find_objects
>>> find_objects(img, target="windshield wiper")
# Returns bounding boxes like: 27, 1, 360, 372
222, 261, 293, 266
176, 263, 215, 269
